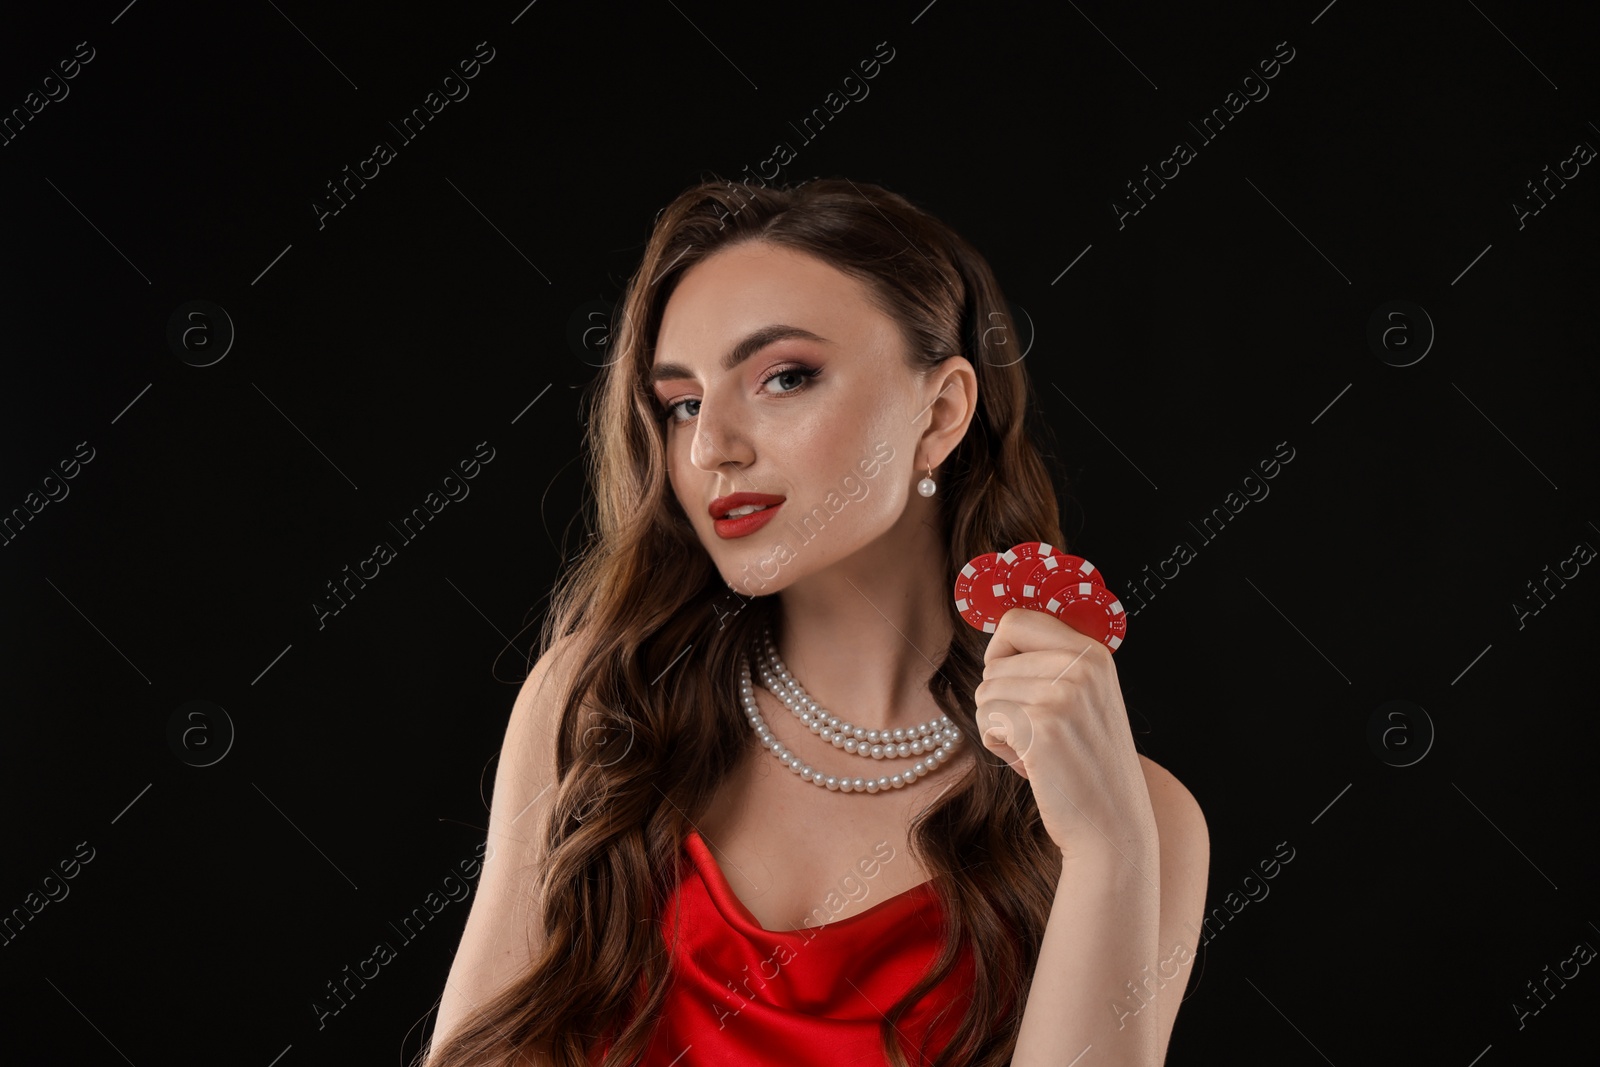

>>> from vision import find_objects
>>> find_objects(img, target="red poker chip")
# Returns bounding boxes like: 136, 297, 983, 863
953, 552, 1018, 633
990, 545, 1031, 601
1024, 551, 1104, 597
1032, 562, 1095, 610
1005, 541, 1068, 603
1039, 580, 1128, 651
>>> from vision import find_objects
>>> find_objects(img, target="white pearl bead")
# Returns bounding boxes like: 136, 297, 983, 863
917, 476, 936, 497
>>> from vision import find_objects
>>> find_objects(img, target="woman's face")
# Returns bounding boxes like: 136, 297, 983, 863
649, 240, 936, 596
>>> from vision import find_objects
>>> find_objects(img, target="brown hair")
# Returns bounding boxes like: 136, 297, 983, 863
425, 175, 1071, 1067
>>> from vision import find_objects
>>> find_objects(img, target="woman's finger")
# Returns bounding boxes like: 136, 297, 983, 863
980, 699, 1032, 779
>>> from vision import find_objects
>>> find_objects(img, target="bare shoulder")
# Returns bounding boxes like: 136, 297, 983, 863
429, 631, 589, 1062
506, 631, 587, 758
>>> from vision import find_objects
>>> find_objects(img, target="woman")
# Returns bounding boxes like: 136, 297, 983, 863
424, 176, 1210, 1067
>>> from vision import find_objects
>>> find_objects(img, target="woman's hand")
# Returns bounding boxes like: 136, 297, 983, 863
975, 606, 1156, 865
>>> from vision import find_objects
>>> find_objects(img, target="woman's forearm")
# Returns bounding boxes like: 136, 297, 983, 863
1011, 846, 1164, 1067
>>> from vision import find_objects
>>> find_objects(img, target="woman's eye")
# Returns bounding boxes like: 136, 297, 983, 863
660, 365, 820, 424
663, 397, 699, 422
760, 365, 821, 395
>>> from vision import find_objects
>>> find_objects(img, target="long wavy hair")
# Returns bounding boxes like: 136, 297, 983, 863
425, 176, 1074, 1067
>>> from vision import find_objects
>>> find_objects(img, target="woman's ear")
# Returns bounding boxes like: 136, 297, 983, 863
918, 355, 978, 467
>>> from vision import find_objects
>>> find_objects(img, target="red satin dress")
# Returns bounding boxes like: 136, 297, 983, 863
595, 829, 979, 1066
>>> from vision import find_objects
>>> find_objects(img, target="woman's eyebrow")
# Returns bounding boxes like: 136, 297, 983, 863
650, 324, 833, 385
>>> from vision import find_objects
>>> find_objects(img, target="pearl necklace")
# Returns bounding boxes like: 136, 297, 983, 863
751, 628, 956, 761
738, 625, 963, 793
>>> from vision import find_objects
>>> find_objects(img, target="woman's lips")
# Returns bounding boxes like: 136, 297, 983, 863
713, 502, 783, 539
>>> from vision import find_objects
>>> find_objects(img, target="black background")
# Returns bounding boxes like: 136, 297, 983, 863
3, 1, 1596, 1064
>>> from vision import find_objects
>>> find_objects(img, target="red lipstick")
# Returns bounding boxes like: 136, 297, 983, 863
709, 492, 786, 539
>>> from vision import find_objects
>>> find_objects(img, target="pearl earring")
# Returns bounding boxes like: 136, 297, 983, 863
917, 464, 937, 497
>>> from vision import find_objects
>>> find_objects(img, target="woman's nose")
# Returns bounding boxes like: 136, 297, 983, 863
688, 400, 753, 471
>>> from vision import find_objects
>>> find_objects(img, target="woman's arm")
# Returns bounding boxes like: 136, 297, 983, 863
1011, 756, 1209, 1066
427, 636, 579, 1065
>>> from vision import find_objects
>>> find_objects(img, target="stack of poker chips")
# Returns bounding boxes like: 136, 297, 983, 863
952, 541, 1128, 650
